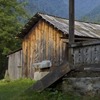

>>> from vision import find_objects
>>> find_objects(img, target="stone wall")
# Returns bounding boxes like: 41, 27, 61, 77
62, 77, 100, 96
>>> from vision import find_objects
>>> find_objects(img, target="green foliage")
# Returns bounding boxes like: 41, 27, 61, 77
0, 0, 28, 78
0, 0, 27, 54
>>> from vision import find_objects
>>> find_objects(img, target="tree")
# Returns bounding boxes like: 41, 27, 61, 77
0, 0, 28, 78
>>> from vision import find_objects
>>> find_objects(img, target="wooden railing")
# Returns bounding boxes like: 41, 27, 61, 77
70, 40, 100, 68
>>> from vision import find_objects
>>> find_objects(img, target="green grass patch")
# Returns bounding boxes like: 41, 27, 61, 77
0, 79, 100, 100
0, 79, 34, 100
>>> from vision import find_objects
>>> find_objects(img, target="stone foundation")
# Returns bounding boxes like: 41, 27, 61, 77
62, 77, 100, 95
48, 70, 100, 96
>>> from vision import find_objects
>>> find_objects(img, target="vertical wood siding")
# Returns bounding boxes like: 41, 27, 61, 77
8, 50, 22, 80
22, 19, 66, 78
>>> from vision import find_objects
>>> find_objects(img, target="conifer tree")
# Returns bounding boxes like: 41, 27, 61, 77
0, 0, 28, 78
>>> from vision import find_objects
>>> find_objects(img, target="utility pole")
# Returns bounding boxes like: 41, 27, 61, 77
69, 0, 75, 44
69, 0, 75, 68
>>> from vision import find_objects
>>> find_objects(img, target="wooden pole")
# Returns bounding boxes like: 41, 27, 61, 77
68, 0, 75, 69
69, 0, 75, 44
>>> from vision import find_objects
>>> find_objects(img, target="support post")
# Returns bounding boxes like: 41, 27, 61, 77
68, 0, 75, 68
69, 0, 75, 44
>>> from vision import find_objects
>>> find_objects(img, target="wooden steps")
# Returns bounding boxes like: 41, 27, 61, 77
29, 63, 70, 92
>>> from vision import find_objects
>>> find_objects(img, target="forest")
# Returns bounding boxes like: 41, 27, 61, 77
0, 0, 29, 78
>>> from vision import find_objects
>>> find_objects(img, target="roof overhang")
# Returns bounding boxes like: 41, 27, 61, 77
17, 12, 100, 39
17, 13, 42, 38
7, 48, 22, 57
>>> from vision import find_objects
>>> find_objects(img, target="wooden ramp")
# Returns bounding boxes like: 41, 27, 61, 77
29, 63, 70, 92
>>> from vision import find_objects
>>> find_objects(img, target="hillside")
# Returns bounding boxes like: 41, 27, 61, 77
75, 0, 100, 19
26, 0, 100, 20
82, 5, 100, 23
26, 0, 69, 18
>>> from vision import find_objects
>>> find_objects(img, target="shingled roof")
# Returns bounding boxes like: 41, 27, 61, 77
18, 13, 100, 39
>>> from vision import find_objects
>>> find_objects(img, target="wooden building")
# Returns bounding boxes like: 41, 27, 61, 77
8, 13, 100, 80
7, 49, 22, 80
7, 0, 100, 92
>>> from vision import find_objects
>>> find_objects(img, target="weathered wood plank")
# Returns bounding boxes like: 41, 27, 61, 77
71, 40, 100, 48
8, 50, 22, 80
56, 31, 59, 66
69, 0, 75, 44
60, 33, 63, 64
29, 63, 70, 92
73, 41, 100, 67
38, 24, 41, 62
69, 0, 75, 70
43, 21, 46, 60
22, 19, 66, 78
75, 64, 100, 72
51, 26, 54, 65
45, 22, 49, 60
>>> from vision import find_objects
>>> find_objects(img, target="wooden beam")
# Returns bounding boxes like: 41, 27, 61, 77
71, 40, 100, 48
28, 63, 70, 92
60, 37, 98, 41
69, 0, 75, 44
75, 63, 100, 68
68, 0, 75, 69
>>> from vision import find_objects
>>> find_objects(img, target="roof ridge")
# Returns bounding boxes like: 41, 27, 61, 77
37, 12, 100, 25
37, 12, 68, 20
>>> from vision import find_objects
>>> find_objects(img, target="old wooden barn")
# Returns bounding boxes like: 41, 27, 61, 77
7, 12, 100, 80
7, 0, 100, 94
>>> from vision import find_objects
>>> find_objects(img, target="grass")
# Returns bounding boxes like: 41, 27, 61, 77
0, 79, 100, 100
0, 79, 34, 100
